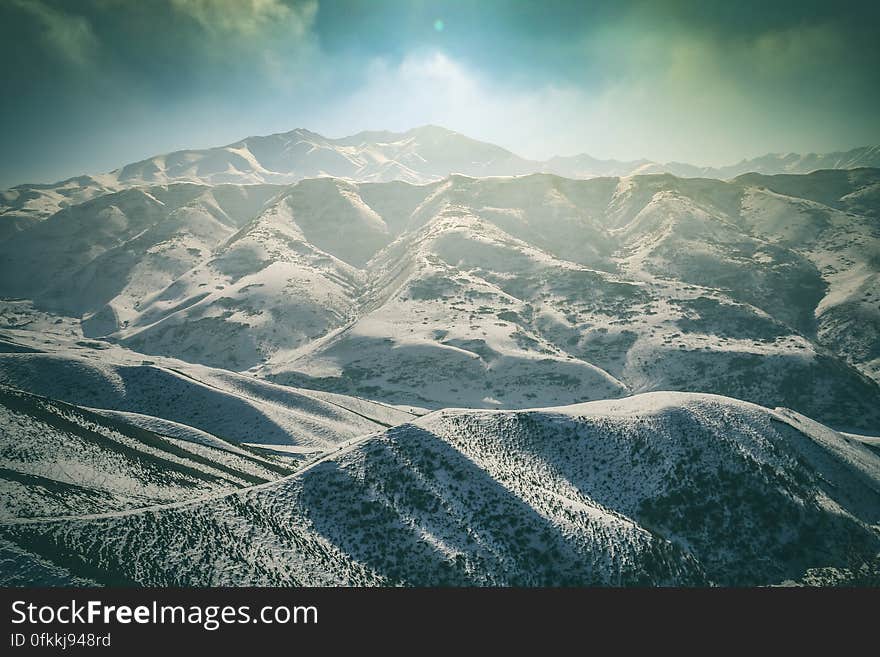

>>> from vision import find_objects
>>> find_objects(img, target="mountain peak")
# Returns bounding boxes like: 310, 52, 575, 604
286, 127, 324, 138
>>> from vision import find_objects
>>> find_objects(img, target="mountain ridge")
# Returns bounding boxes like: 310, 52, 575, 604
3, 390, 877, 586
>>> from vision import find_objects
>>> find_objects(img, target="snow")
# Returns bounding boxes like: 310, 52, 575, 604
3, 168, 879, 430
1, 126, 879, 587
4, 390, 878, 586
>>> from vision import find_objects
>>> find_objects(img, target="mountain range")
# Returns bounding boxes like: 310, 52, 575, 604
3, 125, 878, 233
1, 126, 879, 587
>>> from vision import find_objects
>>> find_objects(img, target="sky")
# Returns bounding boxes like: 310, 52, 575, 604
1, 0, 879, 188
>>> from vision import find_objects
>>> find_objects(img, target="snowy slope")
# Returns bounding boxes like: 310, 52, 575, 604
0, 184, 284, 331
0, 175, 118, 238
116, 192, 365, 370
3, 392, 877, 586
735, 171, 880, 382
0, 348, 415, 449
273, 197, 630, 408
0, 384, 297, 521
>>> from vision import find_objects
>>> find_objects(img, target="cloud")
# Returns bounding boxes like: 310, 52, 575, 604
319, 26, 878, 168
318, 52, 602, 160
576, 15, 880, 161
10, 0, 98, 68
162, 0, 320, 87
169, 0, 316, 38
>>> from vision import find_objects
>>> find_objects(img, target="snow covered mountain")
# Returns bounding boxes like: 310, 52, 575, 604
544, 146, 880, 180
0, 126, 533, 230
2, 126, 877, 231
3, 392, 877, 586
666, 146, 880, 179
5, 169, 877, 431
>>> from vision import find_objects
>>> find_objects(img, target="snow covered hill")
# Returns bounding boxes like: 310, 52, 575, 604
0, 384, 298, 521
0, 184, 284, 327
0, 352, 411, 449
0, 314, 418, 451
2, 392, 877, 586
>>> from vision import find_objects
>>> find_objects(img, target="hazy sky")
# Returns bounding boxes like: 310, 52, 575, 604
2, 0, 879, 188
